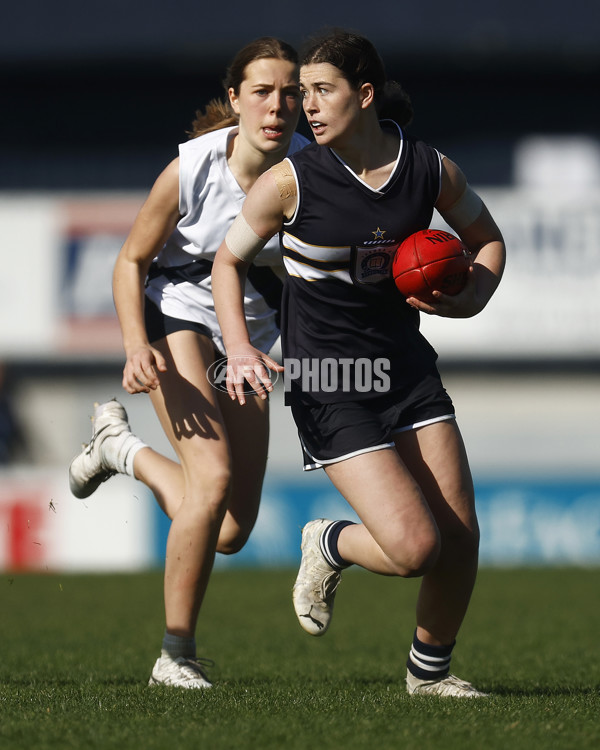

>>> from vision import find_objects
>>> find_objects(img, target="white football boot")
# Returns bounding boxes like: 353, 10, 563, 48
292, 519, 341, 636
406, 671, 488, 698
148, 655, 213, 689
69, 400, 136, 498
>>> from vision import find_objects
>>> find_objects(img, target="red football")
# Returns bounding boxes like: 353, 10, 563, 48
392, 229, 470, 302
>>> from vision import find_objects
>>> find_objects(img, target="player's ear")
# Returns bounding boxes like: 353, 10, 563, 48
359, 82, 375, 110
229, 88, 240, 115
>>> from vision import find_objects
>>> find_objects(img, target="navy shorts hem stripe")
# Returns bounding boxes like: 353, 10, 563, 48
301, 439, 395, 472
392, 413, 456, 434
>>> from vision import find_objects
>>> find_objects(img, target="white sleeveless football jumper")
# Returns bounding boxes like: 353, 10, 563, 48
145, 126, 309, 354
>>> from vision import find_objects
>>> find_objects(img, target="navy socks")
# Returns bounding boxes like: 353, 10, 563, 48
319, 520, 355, 570
407, 630, 455, 680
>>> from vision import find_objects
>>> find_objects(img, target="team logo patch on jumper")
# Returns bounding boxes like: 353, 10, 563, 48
352, 244, 396, 284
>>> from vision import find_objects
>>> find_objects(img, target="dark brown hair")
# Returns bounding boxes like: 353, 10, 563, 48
301, 29, 413, 127
188, 37, 299, 138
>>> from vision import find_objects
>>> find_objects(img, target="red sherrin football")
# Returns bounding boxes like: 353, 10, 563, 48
392, 229, 470, 302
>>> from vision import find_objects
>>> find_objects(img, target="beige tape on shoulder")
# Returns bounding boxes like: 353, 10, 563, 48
441, 185, 483, 230
270, 160, 297, 201
225, 212, 267, 262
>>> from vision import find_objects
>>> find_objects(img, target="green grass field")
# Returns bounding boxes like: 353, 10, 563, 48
1, 567, 598, 750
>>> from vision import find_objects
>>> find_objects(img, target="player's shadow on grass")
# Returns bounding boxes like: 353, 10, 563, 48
220, 675, 600, 699
479, 684, 599, 697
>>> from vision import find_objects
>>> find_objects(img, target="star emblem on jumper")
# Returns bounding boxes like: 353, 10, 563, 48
372, 227, 386, 240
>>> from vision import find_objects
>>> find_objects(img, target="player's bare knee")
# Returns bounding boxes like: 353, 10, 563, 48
386, 531, 441, 577
403, 541, 441, 578
181, 460, 232, 516
217, 528, 251, 556
217, 486, 261, 554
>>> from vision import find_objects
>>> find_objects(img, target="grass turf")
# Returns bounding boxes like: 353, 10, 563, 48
1, 567, 598, 750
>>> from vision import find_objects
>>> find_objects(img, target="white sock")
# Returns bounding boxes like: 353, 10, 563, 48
103, 432, 147, 476
121, 438, 147, 477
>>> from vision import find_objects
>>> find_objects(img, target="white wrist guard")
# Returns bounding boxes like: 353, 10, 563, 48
225, 212, 267, 262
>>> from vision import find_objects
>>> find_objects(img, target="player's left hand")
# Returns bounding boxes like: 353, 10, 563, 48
406, 266, 484, 318
224, 344, 284, 405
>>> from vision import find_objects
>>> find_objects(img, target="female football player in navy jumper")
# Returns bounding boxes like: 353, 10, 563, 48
212, 30, 505, 697
69, 38, 308, 688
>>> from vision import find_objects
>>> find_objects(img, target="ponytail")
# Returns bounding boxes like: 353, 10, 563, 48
187, 98, 238, 139
378, 81, 413, 128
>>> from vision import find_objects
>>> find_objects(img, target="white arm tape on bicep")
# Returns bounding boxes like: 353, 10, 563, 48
225, 212, 268, 262
441, 185, 483, 230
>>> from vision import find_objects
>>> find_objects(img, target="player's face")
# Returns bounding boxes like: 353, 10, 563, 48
300, 63, 364, 147
230, 58, 301, 156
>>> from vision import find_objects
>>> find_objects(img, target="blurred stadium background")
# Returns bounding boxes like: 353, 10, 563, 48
1, 1, 599, 572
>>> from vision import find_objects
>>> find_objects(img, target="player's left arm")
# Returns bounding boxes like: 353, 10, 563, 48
212, 167, 291, 403
410, 156, 506, 318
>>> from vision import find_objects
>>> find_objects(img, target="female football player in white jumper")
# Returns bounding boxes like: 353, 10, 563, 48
212, 30, 506, 698
69, 37, 308, 689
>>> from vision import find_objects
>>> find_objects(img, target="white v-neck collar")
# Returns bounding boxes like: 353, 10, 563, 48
329, 121, 404, 194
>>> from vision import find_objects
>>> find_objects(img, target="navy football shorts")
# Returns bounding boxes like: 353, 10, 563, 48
291, 368, 456, 471
144, 296, 263, 397
144, 296, 213, 343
